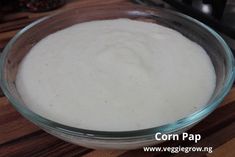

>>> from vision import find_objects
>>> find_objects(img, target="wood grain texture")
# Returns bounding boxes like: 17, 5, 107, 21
0, 131, 91, 157
83, 150, 126, 157
0, 97, 39, 145
0, 0, 235, 157
0, 29, 19, 48
207, 138, 235, 157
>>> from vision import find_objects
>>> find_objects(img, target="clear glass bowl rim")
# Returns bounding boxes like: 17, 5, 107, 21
0, 5, 234, 139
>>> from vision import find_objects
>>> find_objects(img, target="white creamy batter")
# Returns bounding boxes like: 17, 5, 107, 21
16, 19, 216, 131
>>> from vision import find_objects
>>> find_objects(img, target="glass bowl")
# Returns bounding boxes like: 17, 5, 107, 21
0, 5, 234, 149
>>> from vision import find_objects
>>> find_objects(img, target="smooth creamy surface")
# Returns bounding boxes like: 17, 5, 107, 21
16, 19, 216, 131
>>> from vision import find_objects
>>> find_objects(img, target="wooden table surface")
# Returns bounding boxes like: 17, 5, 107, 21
1, 0, 235, 157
